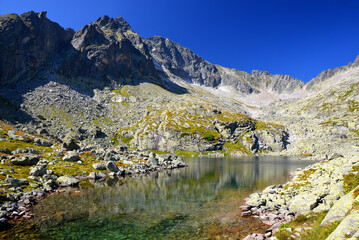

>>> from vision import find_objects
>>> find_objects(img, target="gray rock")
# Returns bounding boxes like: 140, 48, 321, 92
62, 139, 80, 151
34, 138, 52, 147
63, 151, 80, 162
29, 165, 47, 177
11, 154, 40, 166
106, 161, 119, 172
57, 175, 80, 186
0, 148, 11, 155
89, 172, 101, 179
92, 163, 106, 170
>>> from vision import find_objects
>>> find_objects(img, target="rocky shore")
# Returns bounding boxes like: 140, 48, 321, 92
0, 121, 187, 230
241, 152, 359, 240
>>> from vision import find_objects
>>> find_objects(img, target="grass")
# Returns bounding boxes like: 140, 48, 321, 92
275, 212, 340, 240
343, 164, 359, 193
296, 168, 316, 181
118, 135, 134, 144
0, 139, 53, 152
150, 150, 170, 155
175, 150, 200, 157
223, 141, 251, 155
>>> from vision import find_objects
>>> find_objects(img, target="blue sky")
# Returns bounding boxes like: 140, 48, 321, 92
1, 0, 359, 82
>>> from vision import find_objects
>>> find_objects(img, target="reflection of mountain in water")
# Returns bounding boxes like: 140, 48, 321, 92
30, 157, 313, 239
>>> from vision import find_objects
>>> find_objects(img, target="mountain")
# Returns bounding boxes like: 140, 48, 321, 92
0, 11, 358, 157
144, 36, 305, 95
0, 11, 298, 155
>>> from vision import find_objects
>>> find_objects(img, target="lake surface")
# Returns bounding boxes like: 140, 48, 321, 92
2, 156, 314, 239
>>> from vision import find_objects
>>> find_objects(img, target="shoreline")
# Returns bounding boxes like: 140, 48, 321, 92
241, 152, 359, 240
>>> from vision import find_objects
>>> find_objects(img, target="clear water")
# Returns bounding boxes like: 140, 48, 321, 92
2, 156, 314, 239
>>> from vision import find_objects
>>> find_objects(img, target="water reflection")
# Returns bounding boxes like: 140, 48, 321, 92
3, 156, 314, 240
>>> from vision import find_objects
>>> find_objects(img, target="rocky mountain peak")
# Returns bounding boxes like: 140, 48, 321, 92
94, 15, 132, 33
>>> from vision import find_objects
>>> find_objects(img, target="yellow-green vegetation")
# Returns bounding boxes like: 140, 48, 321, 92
296, 168, 316, 181
48, 153, 104, 176
343, 164, 359, 193
285, 181, 311, 190
223, 141, 251, 155
118, 134, 134, 144
275, 212, 340, 240
175, 150, 200, 157
150, 150, 170, 155
0, 139, 52, 152
255, 120, 284, 131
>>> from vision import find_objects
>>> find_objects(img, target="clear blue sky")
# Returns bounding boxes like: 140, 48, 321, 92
1, 0, 359, 82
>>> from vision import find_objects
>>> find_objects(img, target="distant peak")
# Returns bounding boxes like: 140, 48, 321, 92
94, 15, 132, 32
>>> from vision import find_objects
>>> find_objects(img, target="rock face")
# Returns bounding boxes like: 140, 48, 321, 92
0, 11, 74, 86
304, 55, 359, 91
144, 36, 305, 95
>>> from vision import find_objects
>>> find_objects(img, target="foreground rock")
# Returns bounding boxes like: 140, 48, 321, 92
241, 152, 359, 239
56, 175, 80, 186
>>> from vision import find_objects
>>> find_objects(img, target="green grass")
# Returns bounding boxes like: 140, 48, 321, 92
276, 212, 340, 240
150, 150, 170, 155
0, 139, 53, 152
223, 141, 251, 155
175, 150, 200, 157
343, 164, 359, 193
118, 135, 134, 144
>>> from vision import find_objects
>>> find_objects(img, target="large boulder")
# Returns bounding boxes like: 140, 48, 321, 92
57, 175, 80, 186
63, 151, 80, 162
92, 162, 106, 170
325, 210, 359, 240
11, 154, 40, 166
321, 187, 358, 226
29, 165, 47, 177
288, 193, 321, 215
106, 161, 119, 172
62, 139, 80, 151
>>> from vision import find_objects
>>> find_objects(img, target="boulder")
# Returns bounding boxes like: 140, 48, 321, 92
106, 161, 119, 172
288, 193, 320, 215
34, 138, 52, 147
89, 172, 101, 179
63, 151, 80, 162
0, 148, 11, 155
29, 165, 47, 177
43, 179, 58, 191
321, 187, 358, 226
326, 210, 359, 240
171, 156, 187, 167
5, 177, 28, 187
57, 175, 80, 186
11, 154, 40, 166
92, 162, 106, 170
62, 139, 80, 151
